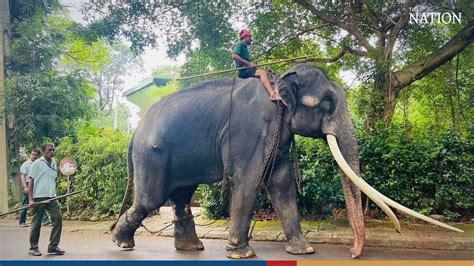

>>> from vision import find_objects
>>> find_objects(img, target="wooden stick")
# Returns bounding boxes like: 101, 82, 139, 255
0, 190, 83, 217
177, 56, 309, 81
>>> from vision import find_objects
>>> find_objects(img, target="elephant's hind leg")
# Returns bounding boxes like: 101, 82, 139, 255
113, 161, 168, 249
169, 185, 204, 251
112, 204, 153, 249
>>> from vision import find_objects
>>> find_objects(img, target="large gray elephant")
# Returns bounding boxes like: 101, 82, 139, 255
111, 63, 461, 259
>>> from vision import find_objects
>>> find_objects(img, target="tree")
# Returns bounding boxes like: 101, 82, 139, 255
83, 0, 473, 128
6, 4, 97, 148
82, 1, 236, 87
73, 42, 143, 114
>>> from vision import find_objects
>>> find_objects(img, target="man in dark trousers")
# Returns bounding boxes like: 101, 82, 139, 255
19, 148, 49, 227
232, 28, 281, 101
28, 143, 65, 256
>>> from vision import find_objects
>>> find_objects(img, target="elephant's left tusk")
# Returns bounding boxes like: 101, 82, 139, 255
326, 134, 401, 232
326, 134, 464, 233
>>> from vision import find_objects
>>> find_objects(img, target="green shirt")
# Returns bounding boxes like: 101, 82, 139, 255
233, 41, 252, 68
20, 159, 33, 184
29, 157, 58, 198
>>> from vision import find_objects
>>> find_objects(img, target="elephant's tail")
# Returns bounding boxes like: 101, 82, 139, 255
110, 139, 135, 232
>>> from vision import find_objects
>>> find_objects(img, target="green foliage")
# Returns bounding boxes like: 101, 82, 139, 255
91, 103, 131, 133
6, 10, 97, 149
55, 126, 131, 215
5, 72, 95, 146
10, 0, 61, 23
64, 41, 143, 113
358, 124, 473, 219
393, 49, 473, 136
295, 137, 345, 217
82, 1, 235, 54
196, 183, 229, 220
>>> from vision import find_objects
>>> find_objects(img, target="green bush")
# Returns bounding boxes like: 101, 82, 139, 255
56, 126, 131, 216
196, 183, 229, 220
359, 125, 473, 219
295, 137, 344, 217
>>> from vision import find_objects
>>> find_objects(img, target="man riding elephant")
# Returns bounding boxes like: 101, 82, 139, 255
232, 28, 281, 101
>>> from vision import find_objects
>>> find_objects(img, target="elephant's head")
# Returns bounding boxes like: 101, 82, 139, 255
277, 63, 463, 258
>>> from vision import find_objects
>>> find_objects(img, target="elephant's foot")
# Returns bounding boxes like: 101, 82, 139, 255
174, 239, 204, 251
111, 217, 136, 249
350, 237, 364, 258
226, 245, 256, 259
285, 239, 315, 255
112, 231, 135, 249
174, 218, 204, 251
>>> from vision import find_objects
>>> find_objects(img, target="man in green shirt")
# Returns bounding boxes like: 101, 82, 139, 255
27, 143, 65, 256
232, 28, 281, 101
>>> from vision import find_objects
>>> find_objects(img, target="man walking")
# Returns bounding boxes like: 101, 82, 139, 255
18, 148, 49, 227
28, 143, 65, 256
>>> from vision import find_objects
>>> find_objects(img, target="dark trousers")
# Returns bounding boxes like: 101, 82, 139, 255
29, 198, 62, 250
19, 192, 49, 225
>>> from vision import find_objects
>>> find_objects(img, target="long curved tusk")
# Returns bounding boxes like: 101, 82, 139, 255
327, 134, 464, 233
327, 134, 401, 232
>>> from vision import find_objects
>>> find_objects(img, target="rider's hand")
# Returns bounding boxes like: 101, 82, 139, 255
29, 199, 36, 208
247, 62, 255, 68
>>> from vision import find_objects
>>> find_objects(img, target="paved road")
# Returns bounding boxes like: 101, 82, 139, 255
0, 226, 472, 261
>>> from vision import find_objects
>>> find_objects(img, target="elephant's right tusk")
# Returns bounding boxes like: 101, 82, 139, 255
326, 134, 464, 233
326, 134, 401, 232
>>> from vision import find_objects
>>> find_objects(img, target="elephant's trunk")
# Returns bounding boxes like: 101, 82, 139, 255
326, 116, 365, 258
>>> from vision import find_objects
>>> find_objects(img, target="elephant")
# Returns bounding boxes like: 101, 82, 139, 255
111, 63, 462, 259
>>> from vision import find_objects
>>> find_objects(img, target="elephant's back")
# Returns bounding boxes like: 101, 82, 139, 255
133, 78, 234, 150
135, 76, 275, 142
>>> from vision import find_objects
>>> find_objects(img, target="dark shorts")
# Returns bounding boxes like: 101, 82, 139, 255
238, 68, 257, 79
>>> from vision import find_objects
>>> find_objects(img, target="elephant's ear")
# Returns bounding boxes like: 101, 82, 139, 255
277, 71, 298, 113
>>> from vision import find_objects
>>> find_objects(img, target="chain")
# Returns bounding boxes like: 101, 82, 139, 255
291, 138, 302, 193
256, 101, 284, 190
140, 213, 204, 235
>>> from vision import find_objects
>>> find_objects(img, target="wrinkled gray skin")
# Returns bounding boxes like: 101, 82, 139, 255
112, 64, 364, 258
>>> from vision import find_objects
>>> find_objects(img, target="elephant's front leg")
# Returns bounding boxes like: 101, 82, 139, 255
267, 160, 315, 255
226, 180, 258, 259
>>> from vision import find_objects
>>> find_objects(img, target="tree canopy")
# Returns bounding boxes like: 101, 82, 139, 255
5, 1, 142, 150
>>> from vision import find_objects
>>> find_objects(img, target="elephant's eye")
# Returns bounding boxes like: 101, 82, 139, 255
320, 95, 334, 113
319, 100, 331, 111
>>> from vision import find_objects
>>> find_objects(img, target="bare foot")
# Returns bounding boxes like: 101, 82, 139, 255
270, 92, 282, 101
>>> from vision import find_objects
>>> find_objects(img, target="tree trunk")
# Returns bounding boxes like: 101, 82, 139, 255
365, 63, 396, 130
